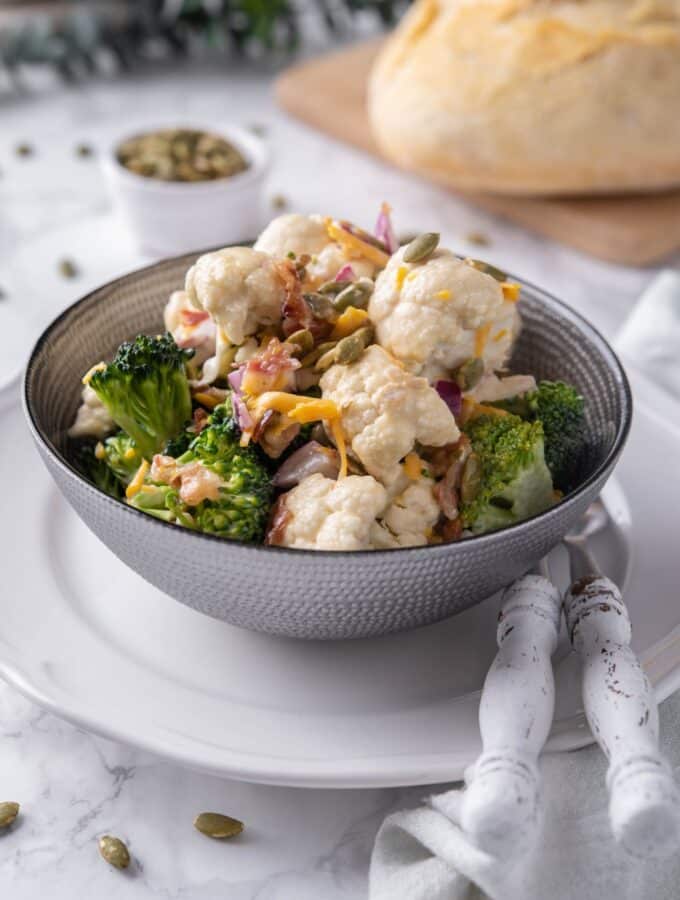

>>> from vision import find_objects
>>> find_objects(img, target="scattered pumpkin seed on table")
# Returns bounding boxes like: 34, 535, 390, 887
271, 193, 288, 210
465, 231, 491, 247
194, 812, 244, 840
15, 143, 33, 157
98, 835, 130, 869
75, 143, 94, 158
0, 801, 19, 829
403, 232, 440, 264
58, 258, 78, 279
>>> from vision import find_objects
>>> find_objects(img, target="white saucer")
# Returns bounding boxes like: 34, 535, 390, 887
2, 369, 680, 788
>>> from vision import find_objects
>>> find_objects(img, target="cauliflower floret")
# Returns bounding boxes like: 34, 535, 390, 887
368, 247, 520, 382
276, 473, 388, 551
320, 345, 459, 485
255, 213, 376, 284
164, 289, 216, 368
184, 246, 285, 381
68, 380, 115, 440
371, 478, 440, 548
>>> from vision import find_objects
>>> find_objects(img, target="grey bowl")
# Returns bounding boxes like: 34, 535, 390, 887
24, 252, 632, 640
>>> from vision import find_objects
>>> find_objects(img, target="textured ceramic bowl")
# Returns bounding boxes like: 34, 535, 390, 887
101, 124, 269, 256
24, 254, 632, 640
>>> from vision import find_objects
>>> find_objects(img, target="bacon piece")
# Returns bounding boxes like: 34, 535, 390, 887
180, 308, 210, 327
151, 454, 223, 506
192, 407, 210, 434
275, 258, 332, 340
241, 338, 300, 396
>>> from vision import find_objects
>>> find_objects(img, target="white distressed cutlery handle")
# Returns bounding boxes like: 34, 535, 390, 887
460, 575, 562, 857
565, 575, 680, 859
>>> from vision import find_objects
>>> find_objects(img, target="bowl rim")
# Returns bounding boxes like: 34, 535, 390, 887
23, 251, 633, 560
101, 123, 269, 194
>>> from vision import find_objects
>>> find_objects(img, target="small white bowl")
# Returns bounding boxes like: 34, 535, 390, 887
101, 124, 269, 257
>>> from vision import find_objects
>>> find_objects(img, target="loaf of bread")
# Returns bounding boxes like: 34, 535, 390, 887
368, 0, 680, 195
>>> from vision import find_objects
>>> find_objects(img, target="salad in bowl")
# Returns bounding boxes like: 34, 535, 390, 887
67, 206, 588, 552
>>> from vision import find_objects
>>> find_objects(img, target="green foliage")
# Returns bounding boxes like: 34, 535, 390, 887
89, 334, 193, 460
491, 381, 586, 492
461, 413, 555, 534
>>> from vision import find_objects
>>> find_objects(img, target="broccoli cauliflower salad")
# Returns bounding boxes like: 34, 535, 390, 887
69, 206, 587, 551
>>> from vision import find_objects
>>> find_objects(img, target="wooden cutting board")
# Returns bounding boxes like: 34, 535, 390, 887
276, 40, 680, 267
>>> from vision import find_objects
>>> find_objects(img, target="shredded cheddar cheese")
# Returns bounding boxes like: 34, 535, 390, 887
193, 391, 222, 409
404, 452, 422, 480
250, 392, 348, 478
435, 289, 451, 301
493, 328, 509, 343
325, 219, 390, 267
94, 441, 106, 460
125, 459, 150, 499
395, 265, 409, 290
124, 446, 137, 461
330, 306, 369, 340
461, 398, 510, 424
406, 270, 418, 282
501, 282, 521, 302
82, 362, 106, 385
474, 323, 492, 357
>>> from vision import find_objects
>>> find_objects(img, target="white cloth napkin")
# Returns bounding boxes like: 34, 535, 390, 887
369, 271, 680, 900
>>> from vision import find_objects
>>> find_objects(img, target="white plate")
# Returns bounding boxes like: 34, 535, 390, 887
2, 370, 680, 788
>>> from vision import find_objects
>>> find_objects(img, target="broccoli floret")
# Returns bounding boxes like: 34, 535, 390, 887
89, 334, 193, 459
73, 443, 123, 499
128, 400, 273, 543
461, 413, 555, 534
100, 431, 143, 486
491, 381, 586, 492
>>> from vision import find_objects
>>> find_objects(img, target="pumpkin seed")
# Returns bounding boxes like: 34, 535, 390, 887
117, 129, 248, 183
318, 280, 347, 296
271, 193, 288, 211
455, 357, 484, 392
303, 292, 337, 322
332, 278, 373, 313
465, 231, 490, 247
58, 258, 78, 279
466, 258, 507, 282
314, 346, 339, 372
76, 143, 94, 158
98, 835, 130, 869
194, 812, 244, 840
335, 325, 374, 365
460, 453, 481, 504
0, 802, 19, 829
284, 329, 314, 357
403, 232, 440, 264
301, 341, 337, 369
15, 143, 33, 157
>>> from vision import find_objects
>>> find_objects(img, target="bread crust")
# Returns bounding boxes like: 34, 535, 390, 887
369, 0, 680, 195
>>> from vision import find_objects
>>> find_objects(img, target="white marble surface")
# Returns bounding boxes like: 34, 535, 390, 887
1, 57, 679, 899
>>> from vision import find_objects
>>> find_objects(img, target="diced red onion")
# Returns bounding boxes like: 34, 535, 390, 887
335, 263, 355, 283
228, 367, 245, 392
273, 441, 340, 489
231, 392, 253, 431
435, 380, 462, 418
374, 203, 397, 254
